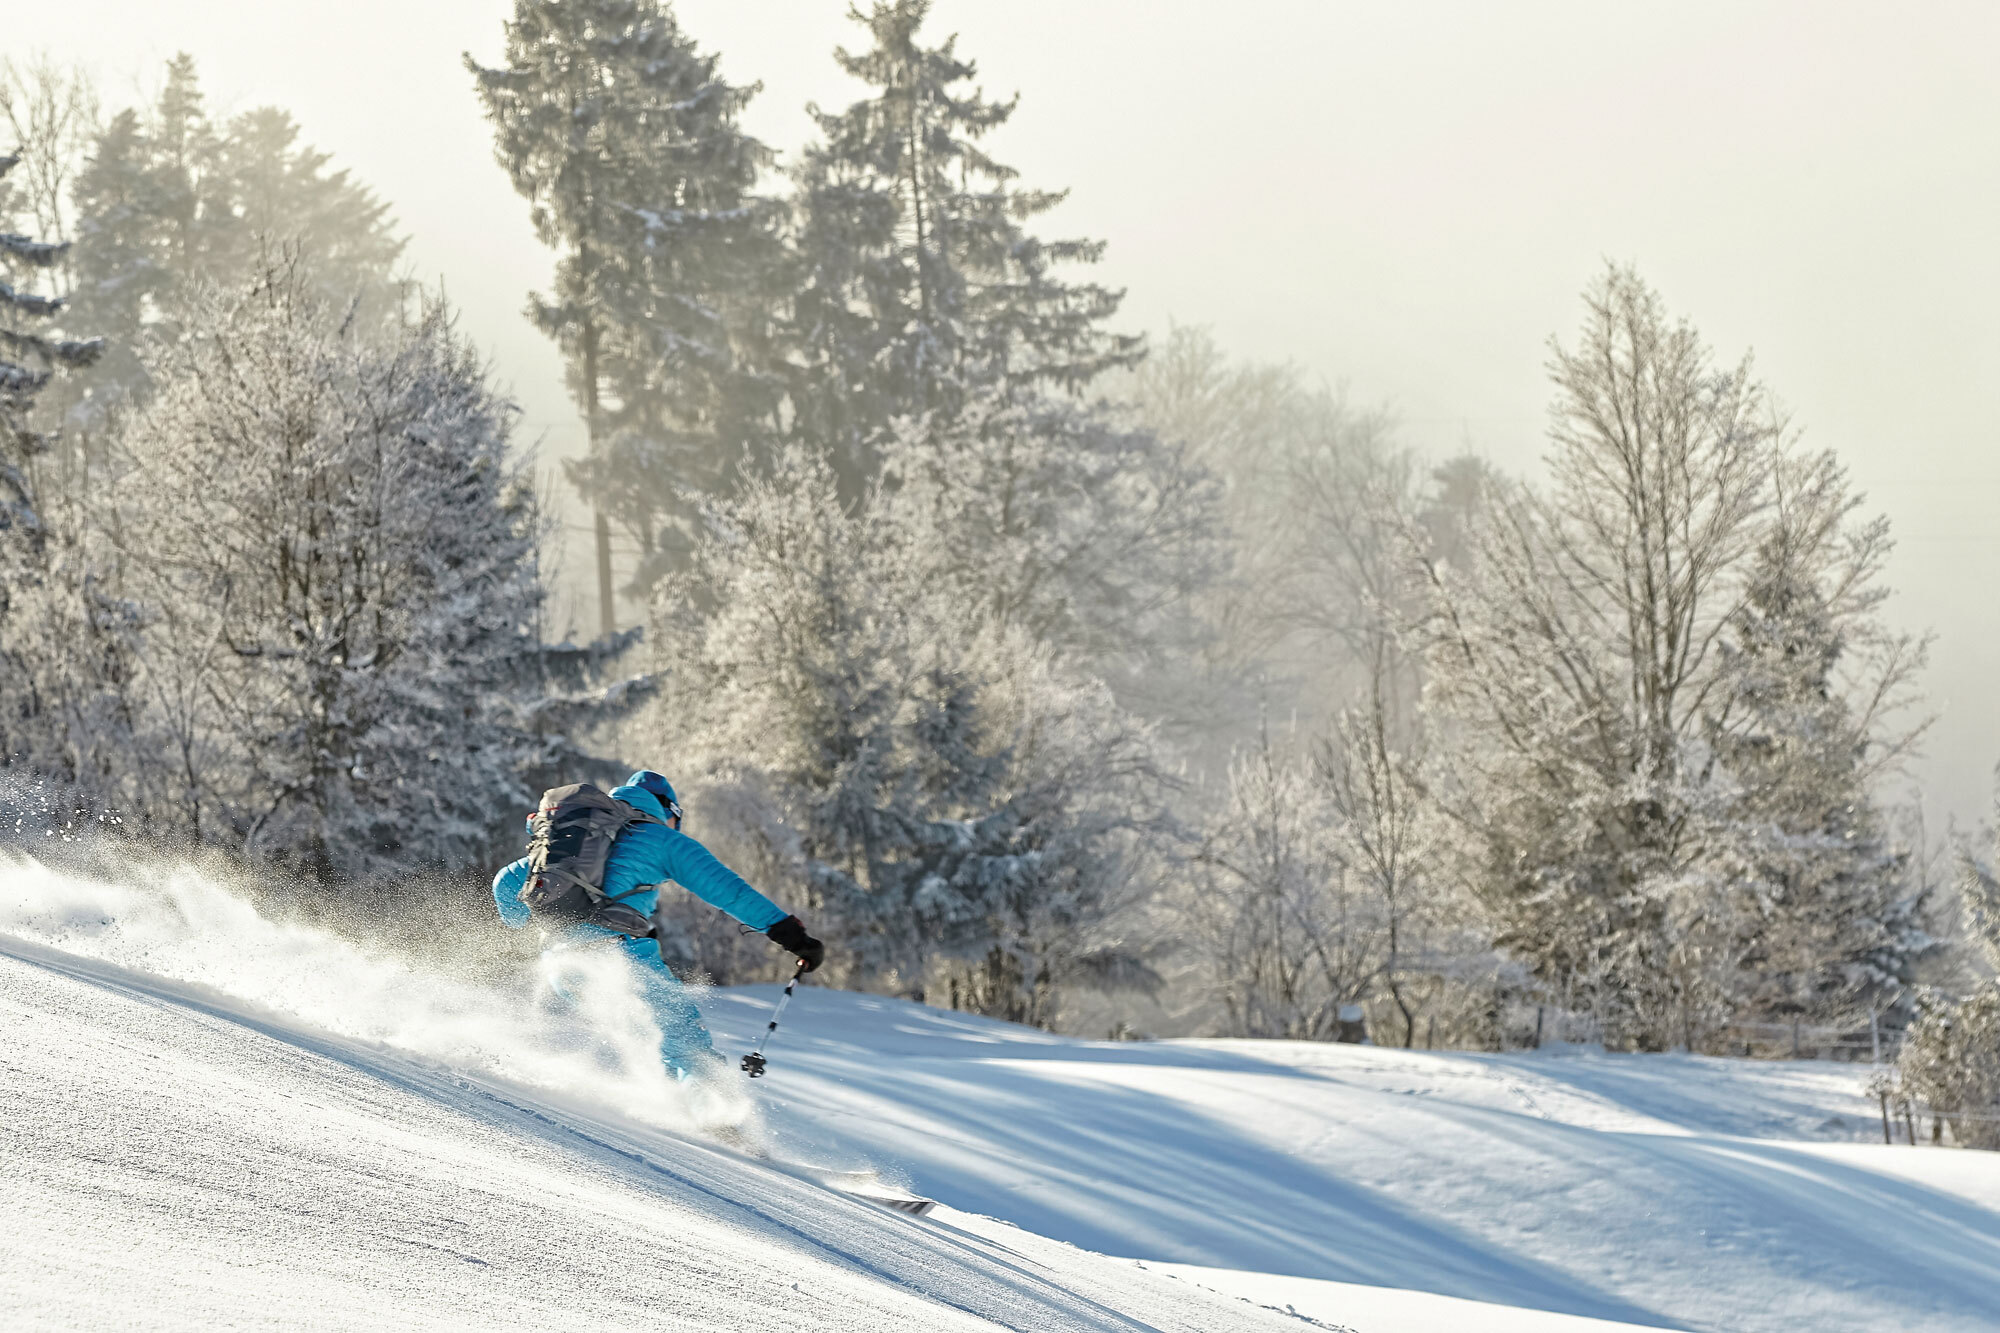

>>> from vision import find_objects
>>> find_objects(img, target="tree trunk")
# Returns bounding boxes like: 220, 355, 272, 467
595, 508, 615, 638
579, 228, 613, 637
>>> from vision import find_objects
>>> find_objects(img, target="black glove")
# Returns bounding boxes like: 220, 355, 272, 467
767, 915, 825, 973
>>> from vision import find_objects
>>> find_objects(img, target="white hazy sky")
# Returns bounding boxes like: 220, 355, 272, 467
14, 1, 2000, 826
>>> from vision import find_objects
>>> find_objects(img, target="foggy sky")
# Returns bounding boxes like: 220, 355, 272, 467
14, 1, 2000, 828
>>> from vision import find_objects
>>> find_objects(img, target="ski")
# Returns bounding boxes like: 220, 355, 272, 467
701, 1124, 937, 1217
800, 1165, 936, 1217
858, 1192, 937, 1217
438, 1067, 940, 1219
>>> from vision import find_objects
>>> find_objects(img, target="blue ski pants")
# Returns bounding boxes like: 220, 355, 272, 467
542, 933, 723, 1081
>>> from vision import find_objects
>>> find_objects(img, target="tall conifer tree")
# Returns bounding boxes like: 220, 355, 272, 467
63, 56, 405, 441
789, 0, 1142, 490
468, 0, 783, 611
1705, 454, 1929, 1024
0, 150, 106, 775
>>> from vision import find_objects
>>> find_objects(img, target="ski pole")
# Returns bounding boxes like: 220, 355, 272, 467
740, 959, 807, 1078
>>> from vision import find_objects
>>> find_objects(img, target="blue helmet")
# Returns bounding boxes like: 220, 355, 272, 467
627, 770, 682, 822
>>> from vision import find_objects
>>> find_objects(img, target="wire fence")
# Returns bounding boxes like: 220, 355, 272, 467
1698, 1019, 2000, 1152
1712, 1020, 1901, 1063
1868, 1091, 2000, 1148
1698, 1024, 2000, 1151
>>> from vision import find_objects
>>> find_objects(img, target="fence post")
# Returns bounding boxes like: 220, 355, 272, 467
1879, 1093, 1892, 1145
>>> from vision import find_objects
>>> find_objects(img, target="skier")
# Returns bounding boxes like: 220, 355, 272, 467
491, 770, 824, 1081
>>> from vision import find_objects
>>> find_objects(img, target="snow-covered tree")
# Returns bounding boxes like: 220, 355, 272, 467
57, 56, 405, 451
1417, 267, 1923, 1048
1897, 814, 2000, 1148
1704, 451, 1930, 1026
877, 387, 1221, 672
651, 446, 1166, 1025
0, 57, 98, 261
75, 56, 401, 305
0, 60, 102, 507
1, 149, 110, 783
787, 0, 1141, 493
1107, 326, 1514, 1044
217, 107, 402, 294
1184, 722, 1387, 1040
1314, 691, 1445, 1047
1898, 984, 2000, 1149
1180, 667, 1489, 1047
468, 0, 785, 612
58, 109, 162, 429
927, 632, 1170, 1027
769, 4, 1216, 803
1110, 325, 1452, 777
116, 259, 615, 884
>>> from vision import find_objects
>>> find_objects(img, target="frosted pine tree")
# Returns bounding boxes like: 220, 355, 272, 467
218, 108, 402, 290
0, 150, 110, 783
1900, 854, 2000, 1148
63, 54, 228, 376
0, 153, 97, 556
468, 0, 785, 610
60, 110, 163, 427
1705, 451, 1930, 1027
897, 612, 1167, 1027
651, 447, 942, 983
61, 56, 406, 445
653, 447, 1165, 1023
118, 259, 626, 884
878, 388, 1221, 667
789, 0, 1141, 492
788, 1, 1219, 728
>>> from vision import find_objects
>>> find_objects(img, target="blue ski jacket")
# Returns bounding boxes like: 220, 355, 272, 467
491, 781, 788, 936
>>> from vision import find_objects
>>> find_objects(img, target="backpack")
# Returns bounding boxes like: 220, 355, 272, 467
520, 782, 665, 936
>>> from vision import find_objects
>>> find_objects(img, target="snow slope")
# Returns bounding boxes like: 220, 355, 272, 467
706, 987, 2000, 1333
700, 984, 2000, 1328
0, 859, 1310, 1333
6, 854, 2000, 1332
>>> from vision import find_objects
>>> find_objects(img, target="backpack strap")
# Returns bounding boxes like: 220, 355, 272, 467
592, 902, 656, 938
611, 798, 666, 830
597, 800, 668, 906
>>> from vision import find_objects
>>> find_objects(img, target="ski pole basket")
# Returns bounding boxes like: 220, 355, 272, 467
742, 961, 806, 1078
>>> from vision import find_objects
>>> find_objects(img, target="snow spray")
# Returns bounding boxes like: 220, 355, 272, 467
0, 848, 751, 1133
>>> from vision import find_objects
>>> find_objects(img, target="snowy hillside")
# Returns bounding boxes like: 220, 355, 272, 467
6, 855, 2000, 1332
704, 989, 2000, 1332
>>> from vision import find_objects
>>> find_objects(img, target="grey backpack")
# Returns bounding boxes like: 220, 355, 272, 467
520, 782, 664, 936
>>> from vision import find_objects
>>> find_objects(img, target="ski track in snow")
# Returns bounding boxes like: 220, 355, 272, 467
4, 854, 2000, 1332
0, 938, 1301, 1333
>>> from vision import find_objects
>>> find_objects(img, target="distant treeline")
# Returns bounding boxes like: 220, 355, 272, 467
3, 5, 1993, 1095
